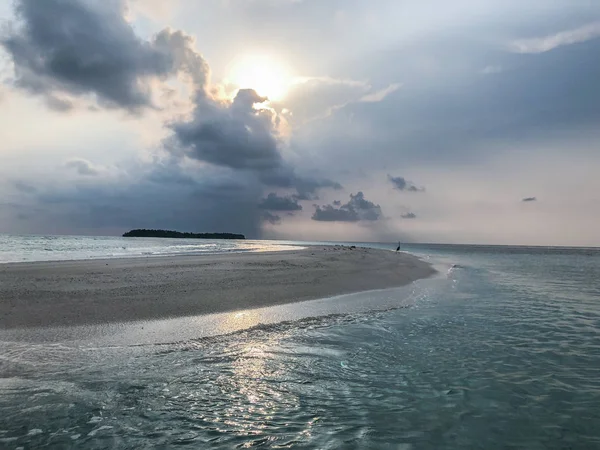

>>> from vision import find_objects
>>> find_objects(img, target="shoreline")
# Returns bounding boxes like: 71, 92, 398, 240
0, 246, 436, 329
0, 246, 308, 266
0, 240, 307, 266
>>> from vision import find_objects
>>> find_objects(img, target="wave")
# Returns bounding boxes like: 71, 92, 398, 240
0, 235, 305, 263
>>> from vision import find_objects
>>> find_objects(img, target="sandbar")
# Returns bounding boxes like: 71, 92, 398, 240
0, 246, 435, 328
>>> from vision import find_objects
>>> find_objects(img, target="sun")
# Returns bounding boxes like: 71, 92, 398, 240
226, 54, 291, 101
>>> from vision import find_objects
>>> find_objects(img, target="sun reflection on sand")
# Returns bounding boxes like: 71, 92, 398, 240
217, 311, 263, 334
243, 242, 306, 253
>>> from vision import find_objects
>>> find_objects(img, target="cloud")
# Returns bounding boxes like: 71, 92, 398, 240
0, 1, 343, 236
168, 88, 282, 170
292, 177, 343, 200
0, 1, 343, 237
64, 158, 100, 176
1, 0, 207, 111
258, 193, 302, 211
333, 200, 341, 206
481, 65, 503, 75
360, 83, 401, 102
25, 162, 269, 236
522, 197, 537, 202
312, 205, 359, 222
45, 94, 75, 112
279, 77, 400, 123
294, 23, 600, 175
261, 211, 281, 225
152, 28, 210, 90
292, 191, 315, 201
2, 0, 600, 246
167, 86, 341, 202
126, 0, 181, 21
401, 212, 417, 219
387, 175, 424, 192
13, 181, 37, 194
511, 22, 600, 54
312, 191, 382, 222
282, 77, 370, 121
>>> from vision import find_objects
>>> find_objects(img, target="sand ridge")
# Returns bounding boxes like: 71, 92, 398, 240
0, 246, 435, 328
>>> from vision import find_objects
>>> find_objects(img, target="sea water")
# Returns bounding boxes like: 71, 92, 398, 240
1, 241, 599, 449
0, 234, 304, 263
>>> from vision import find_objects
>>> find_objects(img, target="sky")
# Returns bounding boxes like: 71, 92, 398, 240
0, 0, 599, 246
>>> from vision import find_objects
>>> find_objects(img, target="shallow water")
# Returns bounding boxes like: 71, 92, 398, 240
1, 244, 600, 449
0, 234, 303, 263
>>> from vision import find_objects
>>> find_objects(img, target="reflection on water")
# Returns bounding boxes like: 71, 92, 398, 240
217, 311, 263, 335
1, 246, 600, 448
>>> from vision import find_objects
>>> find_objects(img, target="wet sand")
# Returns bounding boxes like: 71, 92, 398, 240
0, 246, 435, 328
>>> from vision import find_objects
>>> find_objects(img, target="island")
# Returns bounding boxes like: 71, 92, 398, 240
122, 229, 245, 239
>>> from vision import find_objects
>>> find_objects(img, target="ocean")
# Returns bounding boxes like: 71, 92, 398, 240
0, 234, 305, 263
1, 237, 600, 449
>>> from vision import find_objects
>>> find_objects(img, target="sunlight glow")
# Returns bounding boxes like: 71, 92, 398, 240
226, 54, 292, 101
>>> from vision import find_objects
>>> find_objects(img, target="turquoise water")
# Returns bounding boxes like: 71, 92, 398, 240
1, 244, 600, 448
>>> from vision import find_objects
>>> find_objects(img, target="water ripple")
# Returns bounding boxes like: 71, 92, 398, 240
2, 248, 600, 448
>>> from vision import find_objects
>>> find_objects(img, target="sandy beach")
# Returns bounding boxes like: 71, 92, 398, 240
0, 246, 435, 328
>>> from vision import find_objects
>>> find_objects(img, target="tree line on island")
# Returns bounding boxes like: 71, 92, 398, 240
123, 229, 245, 240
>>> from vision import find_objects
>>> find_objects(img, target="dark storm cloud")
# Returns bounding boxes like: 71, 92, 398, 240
333, 200, 341, 206
152, 28, 210, 89
312, 205, 359, 222
401, 212, 417, 219
1, 0, 207, 111
65, 159, 99, 176
387, 175, 423, 192
261, 211, 281, 225
292, 177, 343, 201
522, 197, 537, 202
1, 0, 343, 235
292, 191, 316, 201
299, 178, 343, 191
169, 89, 281, 171
258, 193, 302, 211
312, 192, 382, 222
33, 164, 267, 237
168, 88, 342, 201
